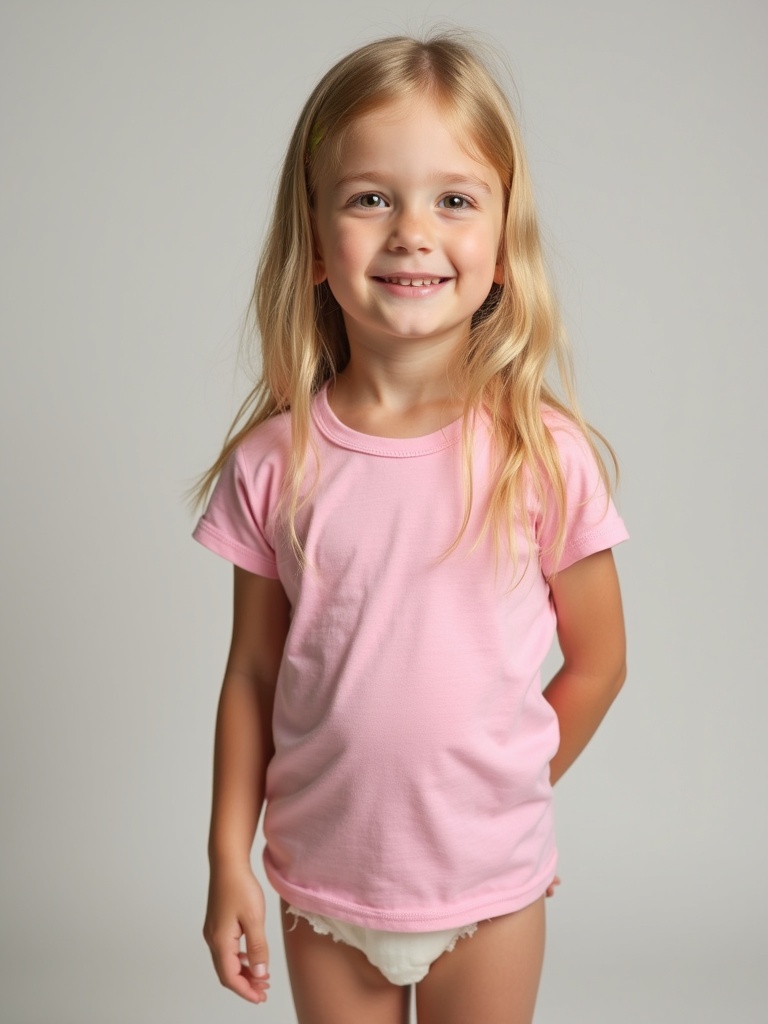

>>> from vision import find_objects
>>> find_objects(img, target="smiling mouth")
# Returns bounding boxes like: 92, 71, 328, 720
376, 276, 447, 286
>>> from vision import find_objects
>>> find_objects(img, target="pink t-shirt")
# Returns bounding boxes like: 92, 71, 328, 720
194, 386, 628, 930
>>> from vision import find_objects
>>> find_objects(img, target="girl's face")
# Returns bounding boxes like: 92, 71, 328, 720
312, 97, 505, 361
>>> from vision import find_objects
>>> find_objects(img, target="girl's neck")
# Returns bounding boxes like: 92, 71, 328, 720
329, 362, 464, 439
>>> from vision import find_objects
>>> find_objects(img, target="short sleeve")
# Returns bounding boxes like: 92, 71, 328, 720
192, 445, 280, 579
538, 417, 629, 577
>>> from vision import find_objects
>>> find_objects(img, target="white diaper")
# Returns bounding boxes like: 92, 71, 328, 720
286, 905, 477, 986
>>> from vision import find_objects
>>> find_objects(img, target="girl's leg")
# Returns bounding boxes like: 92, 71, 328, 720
281, 902, 411, 1024
414, 897, 545, 1024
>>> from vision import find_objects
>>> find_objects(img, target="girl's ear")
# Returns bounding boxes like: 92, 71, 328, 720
493, 262, 504, 285
313, 257, 327, 286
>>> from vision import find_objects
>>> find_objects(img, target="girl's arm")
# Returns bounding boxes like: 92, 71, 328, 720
544, 548, 626, 785
203, 567, 290, 1005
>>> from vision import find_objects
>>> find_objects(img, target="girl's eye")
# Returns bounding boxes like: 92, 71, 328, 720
354, 193, 387, 208
440, 194, 472, 211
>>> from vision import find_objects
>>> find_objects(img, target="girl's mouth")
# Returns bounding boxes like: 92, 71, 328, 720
375, 276, 447, 287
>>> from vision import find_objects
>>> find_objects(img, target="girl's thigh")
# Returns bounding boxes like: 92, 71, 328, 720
280, 901, 411, 1024
415, 897, 546, 1024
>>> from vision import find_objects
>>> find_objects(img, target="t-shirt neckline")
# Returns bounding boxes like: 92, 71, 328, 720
313, 382, 463, 458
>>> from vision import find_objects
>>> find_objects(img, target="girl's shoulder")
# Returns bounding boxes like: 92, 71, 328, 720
235, 408, 293, 464
539, 403, 594, 460
537, 403, 611, 489
539, 402, 582, 439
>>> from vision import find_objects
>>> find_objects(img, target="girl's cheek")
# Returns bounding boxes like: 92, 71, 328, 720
336, 235, 370, 268
459, 235, 500, 269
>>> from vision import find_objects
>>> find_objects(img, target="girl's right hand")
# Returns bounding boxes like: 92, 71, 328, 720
203, 864, 271, 1004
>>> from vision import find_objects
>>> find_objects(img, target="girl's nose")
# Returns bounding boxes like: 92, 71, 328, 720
387, 208, 433, 252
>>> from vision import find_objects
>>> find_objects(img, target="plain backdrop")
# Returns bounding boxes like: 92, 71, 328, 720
1, 1, 766, 1021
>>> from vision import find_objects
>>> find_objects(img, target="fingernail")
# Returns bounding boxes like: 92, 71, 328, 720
252, 963, 267, 978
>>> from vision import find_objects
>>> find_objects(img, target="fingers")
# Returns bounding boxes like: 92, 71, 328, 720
204, 868, 272, 1004
205, 919, 271, 1005
209, 935, 271, 1004
241, 923, 271, 1002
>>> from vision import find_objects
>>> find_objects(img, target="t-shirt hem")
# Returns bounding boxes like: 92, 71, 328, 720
192, 519, 280, 579
264, 849, 558, 931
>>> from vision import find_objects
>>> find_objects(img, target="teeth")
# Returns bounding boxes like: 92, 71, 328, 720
384, 277, 442, 286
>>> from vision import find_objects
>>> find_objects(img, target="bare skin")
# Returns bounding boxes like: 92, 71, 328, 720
202, 571, 290, 1005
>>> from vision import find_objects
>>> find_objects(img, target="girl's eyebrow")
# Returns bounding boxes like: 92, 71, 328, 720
331, 172, 493, 195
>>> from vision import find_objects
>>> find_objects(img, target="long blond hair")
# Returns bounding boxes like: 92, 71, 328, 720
192, 31, 615, 571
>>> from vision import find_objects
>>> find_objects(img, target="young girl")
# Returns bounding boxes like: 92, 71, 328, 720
193, 32, 627, 1024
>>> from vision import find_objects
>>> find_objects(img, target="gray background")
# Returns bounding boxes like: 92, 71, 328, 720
1, 1, 765, 1021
